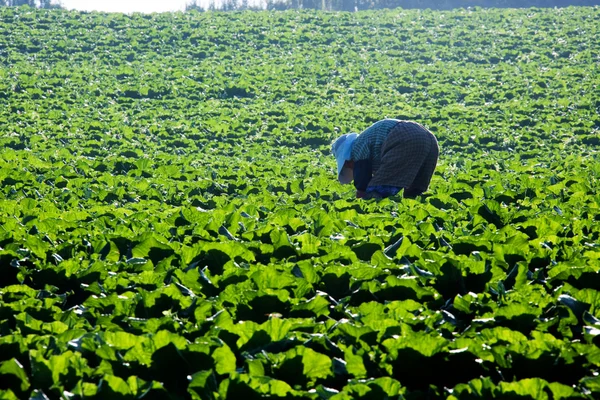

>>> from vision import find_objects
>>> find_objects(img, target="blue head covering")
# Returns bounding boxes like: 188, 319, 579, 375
331, 132, 358, 184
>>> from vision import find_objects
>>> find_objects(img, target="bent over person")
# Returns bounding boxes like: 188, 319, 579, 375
332, 119, 439, 199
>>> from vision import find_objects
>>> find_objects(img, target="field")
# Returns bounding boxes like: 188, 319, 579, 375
1, 4, 600, 399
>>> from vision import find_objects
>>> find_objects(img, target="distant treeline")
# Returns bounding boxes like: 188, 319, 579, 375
1, 0, 60, 7
1, 0, 598, 12
187, 0, 600, 11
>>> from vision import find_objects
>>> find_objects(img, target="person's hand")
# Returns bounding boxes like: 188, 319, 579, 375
356, 190, 367, 198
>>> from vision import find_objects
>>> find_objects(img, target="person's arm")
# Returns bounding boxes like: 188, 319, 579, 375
353, 159, 372, 197
351, 127, 372, 199
351, 120, 396, 197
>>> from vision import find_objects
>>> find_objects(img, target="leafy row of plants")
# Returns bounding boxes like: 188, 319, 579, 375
1, 5, 599, 399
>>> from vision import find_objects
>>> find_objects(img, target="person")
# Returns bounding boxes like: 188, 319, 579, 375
331, 119, 439, 199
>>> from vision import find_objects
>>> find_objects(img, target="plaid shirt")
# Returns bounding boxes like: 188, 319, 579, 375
351, 119, 439, 197
351, 119, 400, 172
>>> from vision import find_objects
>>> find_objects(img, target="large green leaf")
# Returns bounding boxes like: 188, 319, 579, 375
0, 359, 29, 393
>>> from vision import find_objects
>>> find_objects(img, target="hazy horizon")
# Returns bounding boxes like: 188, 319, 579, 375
59, 0, 191, 13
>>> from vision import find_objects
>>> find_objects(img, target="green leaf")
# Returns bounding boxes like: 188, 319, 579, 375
131, 233, 174, 262
367, 377, 405, 396
572, 289, 600, 313
68, 380, 99, 397
294, 232, 321, 256
221, 373, 297, 397
343, 347, 367, 378
497, 378, 551, 399
301, 348, 333, 381
101, 240, 120, 262
188, 370, 218, 400
102, 331, 146, 351
0, 389, 19, 400
291, 294, 330, 318
101, 375, 132, 396
246, 359, 265, 376
269, 346, 333, 384
0, 359, 30, 393
448, 377, 495, 399
213, 345, 237, 375
382, 332, 448, 358
582, 374, 600, 393
547, 381, 584, 399
24, 236, 49, 259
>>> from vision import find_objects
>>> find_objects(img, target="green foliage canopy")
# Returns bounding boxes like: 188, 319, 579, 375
0, 5, 599, 399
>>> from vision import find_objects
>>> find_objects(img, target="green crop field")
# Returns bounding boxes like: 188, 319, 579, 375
1, 4, 600, 399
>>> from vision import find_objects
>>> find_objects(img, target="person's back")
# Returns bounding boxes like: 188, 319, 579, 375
332, 119, 439, 199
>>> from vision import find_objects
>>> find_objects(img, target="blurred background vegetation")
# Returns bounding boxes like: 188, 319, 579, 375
1, 0, 599, 15
1, 0, 60, 8
187, 0, 599, 11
